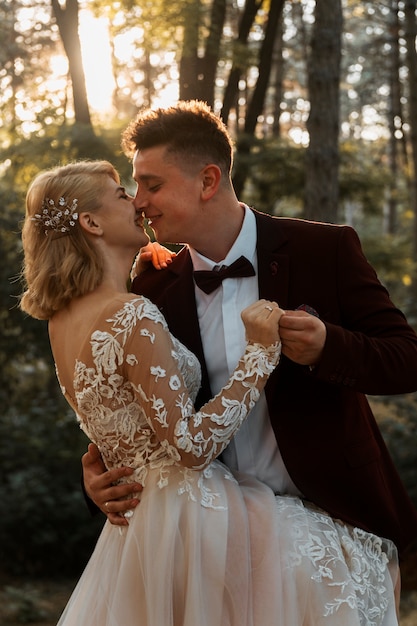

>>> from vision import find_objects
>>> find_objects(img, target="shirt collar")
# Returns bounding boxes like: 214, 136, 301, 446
189, 205, 257, 271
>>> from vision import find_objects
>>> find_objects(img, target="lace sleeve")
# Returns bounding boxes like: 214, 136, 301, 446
120, 298, 281, 470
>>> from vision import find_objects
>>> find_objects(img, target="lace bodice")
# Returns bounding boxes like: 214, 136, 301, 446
57, 296, 280, 498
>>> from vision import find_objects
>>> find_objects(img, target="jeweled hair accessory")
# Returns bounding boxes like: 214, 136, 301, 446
32, 197, 79, 236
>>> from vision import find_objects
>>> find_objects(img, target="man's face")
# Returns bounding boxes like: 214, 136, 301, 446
132, 145, 204, 245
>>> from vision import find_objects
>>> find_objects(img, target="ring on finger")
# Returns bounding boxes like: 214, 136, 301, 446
104, 501, 110, 512
265, 305, 273, 312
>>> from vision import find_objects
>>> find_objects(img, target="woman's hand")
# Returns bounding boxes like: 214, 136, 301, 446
131, 242, 176, 281
241, 300, 284, 347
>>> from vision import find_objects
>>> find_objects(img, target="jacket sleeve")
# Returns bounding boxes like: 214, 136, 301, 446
313, 225, 417, 394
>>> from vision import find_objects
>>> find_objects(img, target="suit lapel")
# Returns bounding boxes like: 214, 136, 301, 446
254, 210, 290, 309
157, 249, 213, 408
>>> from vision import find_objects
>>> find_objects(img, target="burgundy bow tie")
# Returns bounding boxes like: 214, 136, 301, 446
193, 256, 255, 294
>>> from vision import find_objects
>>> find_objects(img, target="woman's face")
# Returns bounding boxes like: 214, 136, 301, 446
94, 176, 150, 251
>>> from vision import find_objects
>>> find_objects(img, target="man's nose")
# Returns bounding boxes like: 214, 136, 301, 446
133, 189, 148, 211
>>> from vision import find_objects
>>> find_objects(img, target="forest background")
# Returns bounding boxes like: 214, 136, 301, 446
1, 0, 417, 623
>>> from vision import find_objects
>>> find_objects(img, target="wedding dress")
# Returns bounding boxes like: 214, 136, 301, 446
55, 296, 399, 626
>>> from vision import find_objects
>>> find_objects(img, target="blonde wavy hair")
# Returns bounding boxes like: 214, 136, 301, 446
20, 160, 120, 320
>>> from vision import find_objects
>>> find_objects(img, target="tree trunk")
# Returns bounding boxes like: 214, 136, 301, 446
197, 0, 227, 107
385, 1, 402, 235
403, 0, 417, 309
271, 16, 284, 137
50, 0, 92, 127
233, 0, 285, 197
179, 0, 201, 101
142, 47, 154, 109
221, 0, 263, 125
8, 0, 18, 133
304, 0, 343, 223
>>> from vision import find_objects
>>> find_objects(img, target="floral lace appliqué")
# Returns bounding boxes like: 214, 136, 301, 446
276, 497, 396, 625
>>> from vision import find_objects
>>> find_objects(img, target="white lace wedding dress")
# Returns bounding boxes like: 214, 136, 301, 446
55, 296, 399, 626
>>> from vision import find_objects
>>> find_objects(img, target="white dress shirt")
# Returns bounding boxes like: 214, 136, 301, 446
189, 206, 301, 495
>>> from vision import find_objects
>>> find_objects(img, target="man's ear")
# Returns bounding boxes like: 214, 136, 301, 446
200, 164, 222, 200
78, 212, 103, 237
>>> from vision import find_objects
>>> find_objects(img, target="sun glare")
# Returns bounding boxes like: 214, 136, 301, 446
78, 11, 115, 113
45, 10, 180, 119
78, 11, 178, 113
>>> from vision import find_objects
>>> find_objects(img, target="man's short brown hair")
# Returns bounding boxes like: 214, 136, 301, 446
121, 100, 234, 178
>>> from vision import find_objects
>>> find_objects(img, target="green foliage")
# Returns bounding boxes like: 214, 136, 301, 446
2, 585, 48, 623
234, 136, 398, 220
2, 123, 131, 182
234, 136, 305, 215
371, 394, 417, 508
359, 234, 416, 315
0, 185, 48, 414
0, 391, 104, 577
339, 140, 391, 215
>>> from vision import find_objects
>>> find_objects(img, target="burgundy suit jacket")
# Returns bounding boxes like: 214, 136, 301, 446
132, 209, 417, 556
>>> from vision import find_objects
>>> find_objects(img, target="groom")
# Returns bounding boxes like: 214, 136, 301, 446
83, 100, 417, 557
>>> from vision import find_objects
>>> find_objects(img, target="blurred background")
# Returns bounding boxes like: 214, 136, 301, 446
1, 0, 417, 623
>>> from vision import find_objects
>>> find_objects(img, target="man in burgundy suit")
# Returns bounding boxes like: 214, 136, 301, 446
83, 100, 417, 558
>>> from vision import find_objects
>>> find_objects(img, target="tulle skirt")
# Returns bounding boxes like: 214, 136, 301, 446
57, 461, 399, 626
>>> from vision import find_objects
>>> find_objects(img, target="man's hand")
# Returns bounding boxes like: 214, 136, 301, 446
279, 310, 326, 366
82, 443, 142, 527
